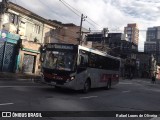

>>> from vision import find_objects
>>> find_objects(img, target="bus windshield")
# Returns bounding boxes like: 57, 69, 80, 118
43, 51, 76, 71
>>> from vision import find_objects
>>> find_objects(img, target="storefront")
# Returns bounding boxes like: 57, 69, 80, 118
19, 40, 41, 74
0, 30, 19, 72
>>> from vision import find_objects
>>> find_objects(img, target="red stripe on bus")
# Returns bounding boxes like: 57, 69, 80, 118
100, 74, 119, 82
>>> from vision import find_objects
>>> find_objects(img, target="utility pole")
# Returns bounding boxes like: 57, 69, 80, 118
102, 28, 109, 51
2, 0, 9, 4
79, 14, 87, 45
2, 0, 9, 14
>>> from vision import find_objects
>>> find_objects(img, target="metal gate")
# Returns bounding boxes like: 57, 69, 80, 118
3, 43, 16, 72
0, 42, 5, 71
23, 54, 35, 73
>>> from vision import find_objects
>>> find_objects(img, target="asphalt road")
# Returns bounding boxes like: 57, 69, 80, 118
0, 78, 160, 120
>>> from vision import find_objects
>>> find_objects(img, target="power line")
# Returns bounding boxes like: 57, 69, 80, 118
37, 0, 94, 30
60, 0, 81, 15
63, 0, 101, 28
59, 0, 81, 17
9, 0, 81, 37
60, 0, 101, 28
59, 0, 101, 29
38, 0, 73, 24
86, 17, 101, 28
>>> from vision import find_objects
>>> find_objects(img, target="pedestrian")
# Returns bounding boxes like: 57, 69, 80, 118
151, 73, 156, 84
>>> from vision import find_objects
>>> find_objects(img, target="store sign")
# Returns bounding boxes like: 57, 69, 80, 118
0, 30, 20, 43
7, 33, 20, 40
22, 40, 40, 52
0, 30, 8, 42
7, 32, 20, 44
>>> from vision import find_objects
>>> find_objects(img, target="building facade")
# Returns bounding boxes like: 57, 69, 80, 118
144, 27, 160, 59
144, 26, 160, 64
0, 1, 61, 74
45, 23, 91, 47
0, 30, 20, 72
124, 23, 139, 45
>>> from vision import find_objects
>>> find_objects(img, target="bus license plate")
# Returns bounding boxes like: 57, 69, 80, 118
51, 81, 56, 85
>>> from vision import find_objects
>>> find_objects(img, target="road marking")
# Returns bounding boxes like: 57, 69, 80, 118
119, 82, 132, 84
122, 90, 130, 93
0, 86, 49, 88
144, 88, 160, 92
149, 117, 160, 120
0, 103, 14, 106
80, 96, 98, 99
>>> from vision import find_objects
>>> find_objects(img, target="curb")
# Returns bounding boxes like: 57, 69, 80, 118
121, 78, 160, 85
0, 77, 41, 81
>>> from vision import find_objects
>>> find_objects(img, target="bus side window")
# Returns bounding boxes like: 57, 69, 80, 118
79, 50, 88, 67
88, 53, 96, 68
79, 55, 88, 67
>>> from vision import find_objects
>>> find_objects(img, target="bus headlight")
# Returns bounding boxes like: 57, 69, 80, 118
71, 76, 75, 80
66, 76, 75, 83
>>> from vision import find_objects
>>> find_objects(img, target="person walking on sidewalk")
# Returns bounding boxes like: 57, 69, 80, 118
151, 72, 156, 84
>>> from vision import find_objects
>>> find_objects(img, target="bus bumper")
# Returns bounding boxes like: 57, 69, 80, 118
41, 76, 78, 90
55, 80, 77, 90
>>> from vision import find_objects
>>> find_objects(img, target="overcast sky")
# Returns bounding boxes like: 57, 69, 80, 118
9, 0, 160, 51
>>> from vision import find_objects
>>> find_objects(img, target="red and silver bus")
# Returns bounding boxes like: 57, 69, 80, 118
41, 43, 120, 93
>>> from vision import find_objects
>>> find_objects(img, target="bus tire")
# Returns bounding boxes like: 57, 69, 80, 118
106, 79, 111, 90
55, 86, 61, 89
83, 79, 91, 93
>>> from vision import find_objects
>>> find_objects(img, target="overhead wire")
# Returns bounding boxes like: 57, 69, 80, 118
59, 0, 100, 29
59, 0, 81, 15
58, 0, 95, 30
19, 14, 88, 37
38, 0, 73, 24
59, 0, 101, 29
59, 0, 81, 17
10, 0, 152, 40
59, 0, 101, 27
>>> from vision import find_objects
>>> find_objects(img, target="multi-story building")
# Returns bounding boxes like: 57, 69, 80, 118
45, 23, 91, 47
144, 26, 160, 64
136, 52, 152, 78
86, 32, 138, 57
124, 23, 139, 45
144, 27, 160, 55
0, 0, 61, 74
144, 41, 156, 54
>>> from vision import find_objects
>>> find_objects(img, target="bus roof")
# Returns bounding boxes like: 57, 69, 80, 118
45, 43, 120, 61
78, 45, 121, 61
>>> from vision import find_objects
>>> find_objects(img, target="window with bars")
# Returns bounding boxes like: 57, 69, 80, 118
9, 13, 19, 25
33, 24, 41, 34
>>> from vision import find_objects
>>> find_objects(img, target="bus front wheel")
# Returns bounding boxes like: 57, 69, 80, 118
83, 80, 91, 93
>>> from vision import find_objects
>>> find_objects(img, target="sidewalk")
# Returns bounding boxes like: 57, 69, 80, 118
0, 72, 41, 81
120, 77, 160, 85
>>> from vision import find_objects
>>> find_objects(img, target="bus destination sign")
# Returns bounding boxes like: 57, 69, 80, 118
47, 44, 74, 50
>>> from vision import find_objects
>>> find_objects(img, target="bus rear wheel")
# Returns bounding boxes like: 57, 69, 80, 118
106, 80, 111, 90
83, 80, 91, 93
